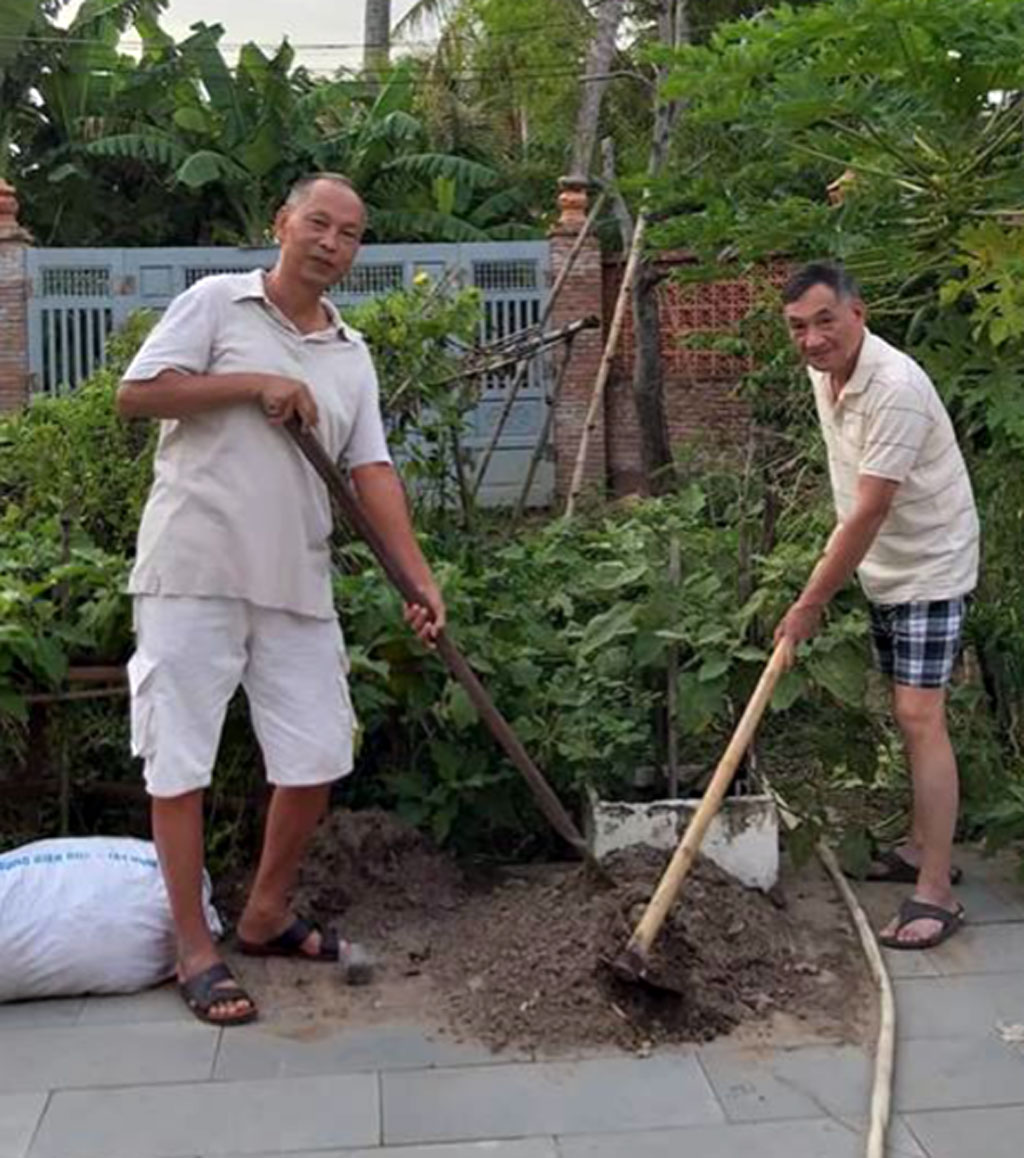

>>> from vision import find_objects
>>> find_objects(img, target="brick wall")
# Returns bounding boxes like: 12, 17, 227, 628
549, 197, 607, 501
600, 253, 792, 494
0, 180, 31, 412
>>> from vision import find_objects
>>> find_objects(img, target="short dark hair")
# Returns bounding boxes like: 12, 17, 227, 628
782, 261, 861, 305
284, 172, 360, 209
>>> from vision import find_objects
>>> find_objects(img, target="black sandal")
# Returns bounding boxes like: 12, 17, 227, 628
236, 915, 340, 962
178, 961, 258, 1026
878, 897, 965, 951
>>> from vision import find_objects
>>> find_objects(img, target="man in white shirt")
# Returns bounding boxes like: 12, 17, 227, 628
118, 173, 445, 1023
776, 262, 979, 951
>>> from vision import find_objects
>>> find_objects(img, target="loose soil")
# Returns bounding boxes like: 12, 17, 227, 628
224, 808, 873, 1054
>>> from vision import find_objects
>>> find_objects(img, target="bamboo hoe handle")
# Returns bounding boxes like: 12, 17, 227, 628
625, 640, 792, 963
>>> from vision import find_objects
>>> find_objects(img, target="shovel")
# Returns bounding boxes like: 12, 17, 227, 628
609, 639, 792, 988
284, 418, 595, 867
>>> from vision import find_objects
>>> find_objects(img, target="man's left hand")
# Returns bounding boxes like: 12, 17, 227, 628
404, 582, 446, 647
774, 600, 823, 655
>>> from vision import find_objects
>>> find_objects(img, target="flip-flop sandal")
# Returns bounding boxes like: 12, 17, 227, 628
878, 897, 966, 951
178, 961, 258, 1026
863, 848, 963, 885
236, 915, 341, 962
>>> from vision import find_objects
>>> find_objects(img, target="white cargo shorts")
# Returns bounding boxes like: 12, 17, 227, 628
128, 596, 355, 798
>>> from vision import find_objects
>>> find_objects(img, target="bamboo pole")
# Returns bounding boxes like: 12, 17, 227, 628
564, 211, 646, 518
514, 334, 576, 520
470, 190, 608, 497
666, 535, 681, 797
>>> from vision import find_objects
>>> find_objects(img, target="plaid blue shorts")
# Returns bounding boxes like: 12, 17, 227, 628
868, 598, 968, 688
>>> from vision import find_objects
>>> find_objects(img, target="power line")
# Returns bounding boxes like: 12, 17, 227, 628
0, 14, 725, 52
20, 62, 623, 84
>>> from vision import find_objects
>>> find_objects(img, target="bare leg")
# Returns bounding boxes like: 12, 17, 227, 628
236, 783, 331, 954
152, 791, 253, 1019
881, 686, 960, 944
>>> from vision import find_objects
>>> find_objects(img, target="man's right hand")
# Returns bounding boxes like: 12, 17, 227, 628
256, 375, 319, 430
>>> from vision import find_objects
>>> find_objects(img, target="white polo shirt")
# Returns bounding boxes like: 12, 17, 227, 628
809, 330, 979, 605
124, 270, 391, 619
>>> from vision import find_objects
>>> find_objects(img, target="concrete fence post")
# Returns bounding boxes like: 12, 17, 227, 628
0, 179, 31, 412
549, 178, 606, 501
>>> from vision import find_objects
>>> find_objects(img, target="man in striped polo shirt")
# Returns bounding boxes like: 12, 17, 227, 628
776, 261, 979, 950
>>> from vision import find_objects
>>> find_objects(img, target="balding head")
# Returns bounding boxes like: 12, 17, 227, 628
273, 174, 367, 291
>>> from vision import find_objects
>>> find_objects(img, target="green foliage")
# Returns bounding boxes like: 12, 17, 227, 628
8, 7, 541, 245
0, 315, 157, 554
0, 311, 885, 856
654, 0, 1024, 858
346, 279, 484, 519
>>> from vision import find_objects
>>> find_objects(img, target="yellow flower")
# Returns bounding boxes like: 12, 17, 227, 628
413, 270, 431, 287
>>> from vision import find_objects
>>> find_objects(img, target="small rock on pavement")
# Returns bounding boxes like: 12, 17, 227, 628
340, 941, 375, 986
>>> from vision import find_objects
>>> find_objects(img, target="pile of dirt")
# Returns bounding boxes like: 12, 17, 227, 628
432, 848, 825, 1051
296, 808, 464, 917
267, 808, 868, 1053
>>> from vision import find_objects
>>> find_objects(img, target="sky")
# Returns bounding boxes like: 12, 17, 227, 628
63, 1, 425, 74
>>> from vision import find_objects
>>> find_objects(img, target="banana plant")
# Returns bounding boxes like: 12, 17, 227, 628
0, 0, 59, 179
86, 29, 534, 244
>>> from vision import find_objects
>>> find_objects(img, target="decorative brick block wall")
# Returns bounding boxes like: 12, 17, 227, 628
549, 182, 606, 500
0, 180, 31, 413
601, 253, 788, 495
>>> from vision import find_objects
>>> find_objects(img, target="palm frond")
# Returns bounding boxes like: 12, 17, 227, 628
382, 151, 499, 188
85, 128, 188, 168
391, 0, 462, 41
368, 206, 490, 242
174, 149, 248, 189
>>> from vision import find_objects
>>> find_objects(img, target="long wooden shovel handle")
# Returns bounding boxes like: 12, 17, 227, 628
624, 640, 792, 963
284, 419, 592, 862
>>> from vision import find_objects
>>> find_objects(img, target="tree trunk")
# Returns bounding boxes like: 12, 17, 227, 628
568, 0, 626, 181
629, 0, 690, 494
632, 263, 674, 494
363, 0, 391, 77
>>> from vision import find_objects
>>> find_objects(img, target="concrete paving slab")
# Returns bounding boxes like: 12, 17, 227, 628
0, 1093, 47, 1158
78, 985, 190, 1026
0, 1022, 218, 1094
696, 1043, 829, 1122
28, 1073, 378, 1158
893, 972, 1024, 1040
853, 878, 1023, 932
927, 922, 1024, 976
0, 999, 83, 1030
215, 1023, 517, 1081
894, 1034, 1024, 1111
210, 1142, 558, 1158
381, 1054, 724, 1145
742, 1044, 872, 1120
904, 1104, 1024, 1158
557, 1116, 924, 1158
949, 845, 1024, 896
881, 948, 942, 979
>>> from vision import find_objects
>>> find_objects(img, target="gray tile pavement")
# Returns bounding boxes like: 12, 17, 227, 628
0, 1094, 47, 1158
28, 1074, 378, 1158
0, 1022, 218, 1094
381, 1054, 724, 1145
1, 842, 1022, 1158
904, 1106, 1024, 1158
214, 1023, 514, 1081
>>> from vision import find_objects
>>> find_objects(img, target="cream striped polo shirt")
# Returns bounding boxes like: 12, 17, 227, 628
809, 330, 979, 606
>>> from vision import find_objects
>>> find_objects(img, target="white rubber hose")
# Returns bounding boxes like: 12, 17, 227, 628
768, 787, 896, 1158
814, 838, 896, 1158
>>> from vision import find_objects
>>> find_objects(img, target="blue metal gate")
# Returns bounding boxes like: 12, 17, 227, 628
25, 242, 554, 506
